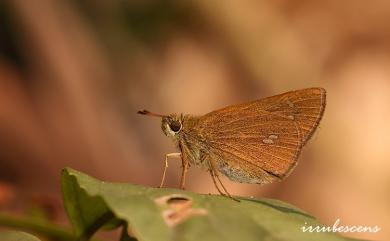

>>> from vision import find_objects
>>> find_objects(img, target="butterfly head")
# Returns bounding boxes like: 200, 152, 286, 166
138, 110, 182, 138
161, 114, 183, 138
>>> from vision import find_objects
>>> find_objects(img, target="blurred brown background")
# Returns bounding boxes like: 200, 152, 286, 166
0, 0, 389, 240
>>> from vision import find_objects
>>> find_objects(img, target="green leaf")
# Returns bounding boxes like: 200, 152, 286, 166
0, 213, 79, 241
61, 167, 369, 241
0, 231, 41, 241
61, 169, 116, 240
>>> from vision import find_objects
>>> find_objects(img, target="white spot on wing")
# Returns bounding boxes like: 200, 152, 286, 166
269, 134, 278, 139
262, 138, 274, 144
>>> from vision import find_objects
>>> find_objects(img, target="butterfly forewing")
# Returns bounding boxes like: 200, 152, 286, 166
261, 87, 326, 144
196, 87, 326, 184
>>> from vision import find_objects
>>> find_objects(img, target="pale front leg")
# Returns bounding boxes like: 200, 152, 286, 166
159, 153, 181, 188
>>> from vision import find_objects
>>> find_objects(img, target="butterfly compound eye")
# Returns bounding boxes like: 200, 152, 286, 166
169, 121, 182, 133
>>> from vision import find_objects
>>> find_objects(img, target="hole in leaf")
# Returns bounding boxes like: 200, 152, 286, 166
154, 194, 190, 207
167, 196, 189, 204
167, 196, 191, 210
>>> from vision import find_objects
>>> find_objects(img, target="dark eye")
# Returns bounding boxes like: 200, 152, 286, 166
169, 121, 182, 132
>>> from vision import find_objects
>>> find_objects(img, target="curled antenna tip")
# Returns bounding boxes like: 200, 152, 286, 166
137, 110, 165, 117
137, 110, 149, 115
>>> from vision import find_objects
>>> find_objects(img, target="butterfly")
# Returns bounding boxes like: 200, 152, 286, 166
138, 87, 326, 200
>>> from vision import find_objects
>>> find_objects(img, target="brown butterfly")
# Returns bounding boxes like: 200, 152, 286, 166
138, 87, 326, 199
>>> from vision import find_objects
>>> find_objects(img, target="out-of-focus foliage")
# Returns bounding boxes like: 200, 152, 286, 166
0, 231, 41, 241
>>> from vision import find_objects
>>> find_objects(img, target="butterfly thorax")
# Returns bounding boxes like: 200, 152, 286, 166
161, 114, 210, 169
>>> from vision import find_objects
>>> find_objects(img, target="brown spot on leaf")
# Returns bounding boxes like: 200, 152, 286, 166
155, 194, 207, 227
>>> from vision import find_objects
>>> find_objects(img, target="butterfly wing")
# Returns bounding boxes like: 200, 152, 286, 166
197, 87, 326, 184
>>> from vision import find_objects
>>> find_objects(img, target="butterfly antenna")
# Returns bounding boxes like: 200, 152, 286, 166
137, 110, 165, 118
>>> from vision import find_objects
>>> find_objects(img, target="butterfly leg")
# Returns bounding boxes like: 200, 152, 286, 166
209, 169, 224, 195
179, 157, 189, 189
209, 159, 240, 202
159, 153, 181, 188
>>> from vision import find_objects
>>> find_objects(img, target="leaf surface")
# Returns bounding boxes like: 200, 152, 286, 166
62, 167, 369, 241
